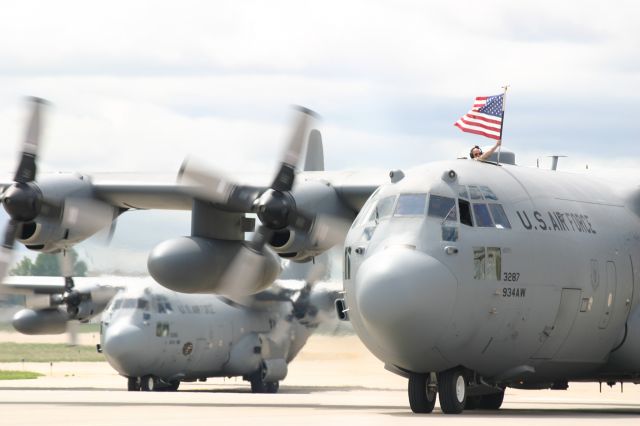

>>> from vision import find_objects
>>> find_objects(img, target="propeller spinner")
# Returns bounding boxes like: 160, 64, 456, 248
0, 98, 48, 279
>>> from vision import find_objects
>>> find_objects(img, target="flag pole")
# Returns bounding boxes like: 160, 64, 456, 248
497, 84, 509, 165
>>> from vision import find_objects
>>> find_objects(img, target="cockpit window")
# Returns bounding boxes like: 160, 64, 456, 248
428, 195, 457, 221
472, 204, 494, 227
368, 195, 396, 222
154, 295, 173, 314
480, 186, 498, 201
137, 299, 149, 311
489, 204, 511, 229
394, 194, 427, 216
111, 299, 123, 310
457, 185, 469, 200
352, 188, 381, 228
122, 298, 137, 309
468, 186, 483, 200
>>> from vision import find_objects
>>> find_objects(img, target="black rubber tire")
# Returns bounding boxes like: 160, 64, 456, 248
477, 389, 504, 410
438, 369, 466, 414
250, 372, 267, 393
265, 381, 279, 393
140, 375, 157, 392
127, 377, 140, 391
408, 373, 436, 413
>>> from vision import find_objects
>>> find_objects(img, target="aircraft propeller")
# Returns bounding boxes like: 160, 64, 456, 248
0, 97, 48, 280
178, 106, 343, 295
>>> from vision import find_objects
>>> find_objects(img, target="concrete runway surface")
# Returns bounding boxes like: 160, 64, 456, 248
1, 333, 640, 425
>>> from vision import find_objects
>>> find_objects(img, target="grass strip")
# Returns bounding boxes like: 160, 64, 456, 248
0, 342, 104, 362
0, 370, 43, 380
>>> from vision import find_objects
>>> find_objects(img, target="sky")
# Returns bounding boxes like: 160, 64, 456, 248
0, 0, 638, 273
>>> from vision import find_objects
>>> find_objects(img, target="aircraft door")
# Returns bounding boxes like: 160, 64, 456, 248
211, 320, 232, 367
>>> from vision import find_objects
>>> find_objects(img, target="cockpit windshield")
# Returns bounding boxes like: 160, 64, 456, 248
394, 194, 427, 216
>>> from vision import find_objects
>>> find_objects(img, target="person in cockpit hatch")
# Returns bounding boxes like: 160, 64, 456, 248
470, 139, 501, 161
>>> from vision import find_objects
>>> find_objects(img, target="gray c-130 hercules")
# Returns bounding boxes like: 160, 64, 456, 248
2, 97, 640, 414
99, 272, 337, 393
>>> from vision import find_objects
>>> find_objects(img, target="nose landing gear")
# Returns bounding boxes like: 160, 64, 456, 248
408, 372, 437, 413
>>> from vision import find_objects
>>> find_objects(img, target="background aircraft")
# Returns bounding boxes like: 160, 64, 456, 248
99, 272, 339, 393
3, 98, 640, 414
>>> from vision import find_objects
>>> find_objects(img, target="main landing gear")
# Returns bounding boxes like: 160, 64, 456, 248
408, 368, 505, 414
127, 375, 180, 392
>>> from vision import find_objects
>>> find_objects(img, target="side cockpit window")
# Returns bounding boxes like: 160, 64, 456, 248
368, 195, 396, 223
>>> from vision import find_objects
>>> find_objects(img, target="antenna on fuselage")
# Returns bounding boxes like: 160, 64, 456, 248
548, 155, 567, 171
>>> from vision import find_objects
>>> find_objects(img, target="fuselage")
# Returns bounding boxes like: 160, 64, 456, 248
100, 281, 316, 383
343, 159, 640, 386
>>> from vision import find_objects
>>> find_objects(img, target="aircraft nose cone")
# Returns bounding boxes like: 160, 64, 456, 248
354, 248, 457, 370
102, 323, 148, 376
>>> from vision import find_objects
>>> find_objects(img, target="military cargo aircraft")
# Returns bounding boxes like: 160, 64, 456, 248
1, 98, 640, 414
99, 274, 337, 393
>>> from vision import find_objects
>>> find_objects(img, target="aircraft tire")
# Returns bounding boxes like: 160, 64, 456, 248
438, 369, 466, 414
477, 389, 504, 410
127, 377, 141, 391
265, 381, 279, 394
140, 375, 158, 392
250, 374, 267, 393
408, 373, 436, 413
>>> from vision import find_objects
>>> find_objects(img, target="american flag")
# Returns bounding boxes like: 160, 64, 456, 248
454, 94, 504, 140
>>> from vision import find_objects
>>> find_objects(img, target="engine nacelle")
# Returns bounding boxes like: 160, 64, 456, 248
18, 174, 117, 252
268, 180, 354, 261
148, 236, 281, 296
12, 308, 68, 335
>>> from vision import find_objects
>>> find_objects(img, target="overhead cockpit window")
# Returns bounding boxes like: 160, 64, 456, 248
394, 194, 427, 216
468, 186, 483, 200
428, 195, 457, 221
480, 186, 498, 201
472, 204, 494, 227
489, 204, 511, 229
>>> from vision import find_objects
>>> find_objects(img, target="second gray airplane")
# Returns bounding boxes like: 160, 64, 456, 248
99, 275, 338, 393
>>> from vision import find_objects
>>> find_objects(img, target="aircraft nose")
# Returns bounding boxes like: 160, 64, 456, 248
102, 323, 149, 376
353, 248, 457, 370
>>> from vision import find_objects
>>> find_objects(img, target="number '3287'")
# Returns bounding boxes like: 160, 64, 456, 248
503, 272, 520, 282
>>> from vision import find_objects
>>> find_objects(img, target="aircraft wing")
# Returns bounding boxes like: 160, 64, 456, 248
1, 276, 66, 296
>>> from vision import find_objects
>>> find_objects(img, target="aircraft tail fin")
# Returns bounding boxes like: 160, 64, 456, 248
302, 129, 324, 171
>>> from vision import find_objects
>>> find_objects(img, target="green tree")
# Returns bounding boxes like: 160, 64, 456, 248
9, 248, 87, 277
10, 258, 34, 276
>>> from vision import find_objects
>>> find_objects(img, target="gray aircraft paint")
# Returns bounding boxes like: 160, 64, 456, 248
343, 158, 640, 387
100, 278, 337, 387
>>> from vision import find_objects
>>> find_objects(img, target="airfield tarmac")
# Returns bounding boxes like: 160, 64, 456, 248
1, 332, 640, 425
